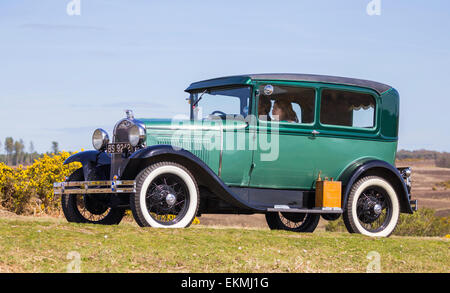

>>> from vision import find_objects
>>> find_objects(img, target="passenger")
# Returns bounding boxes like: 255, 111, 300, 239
258, 96, 272, 121
272, 99, 299, 123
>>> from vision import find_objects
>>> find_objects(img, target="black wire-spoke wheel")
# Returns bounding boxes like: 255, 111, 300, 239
131, 162, 199, 228
280, 212, 306, 229
356, 187, 392, 233
265, 212, 320, 233
343, 176, 400, 237
145, 174, 190, 226
61, 168, 126, 225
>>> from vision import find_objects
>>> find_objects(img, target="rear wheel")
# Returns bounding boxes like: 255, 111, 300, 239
61, 168, 125, 225
343, 176, 400, 237
130, 162, 199, 228
321, 214, 341, 221
265, 212, 320, 233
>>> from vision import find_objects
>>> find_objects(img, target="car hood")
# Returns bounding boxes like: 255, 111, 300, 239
138, 118, 248, 131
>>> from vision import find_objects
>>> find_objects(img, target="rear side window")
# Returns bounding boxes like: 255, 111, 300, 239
320, 89, 376, 128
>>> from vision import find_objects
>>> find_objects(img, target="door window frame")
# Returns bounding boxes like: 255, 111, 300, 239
253, 81, 318, 134
316, 85, 381, 138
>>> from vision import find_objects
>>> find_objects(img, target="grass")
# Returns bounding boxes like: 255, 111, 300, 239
0, 217, 448, 273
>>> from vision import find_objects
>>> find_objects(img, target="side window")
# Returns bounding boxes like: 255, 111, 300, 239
258, 84, 315, 124
320, 89, 376, 128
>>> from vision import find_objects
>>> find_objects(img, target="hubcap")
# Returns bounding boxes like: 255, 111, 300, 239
373, 203, 382, 215
165, 193, 176, 206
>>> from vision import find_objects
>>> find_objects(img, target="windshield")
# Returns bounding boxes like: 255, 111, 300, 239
190, 86, 251, 121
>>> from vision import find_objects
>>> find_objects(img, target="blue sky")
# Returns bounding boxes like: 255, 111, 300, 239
0, 0, 449, 153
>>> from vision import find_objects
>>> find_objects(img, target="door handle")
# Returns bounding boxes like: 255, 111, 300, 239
311, 130, 320, 136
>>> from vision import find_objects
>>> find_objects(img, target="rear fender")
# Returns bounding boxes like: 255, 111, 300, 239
339, 160, 413, 214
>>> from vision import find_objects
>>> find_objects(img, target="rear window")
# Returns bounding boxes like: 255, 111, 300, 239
320, 89, 376, 128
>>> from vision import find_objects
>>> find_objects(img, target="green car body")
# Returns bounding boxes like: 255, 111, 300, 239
56, 74, 417, 235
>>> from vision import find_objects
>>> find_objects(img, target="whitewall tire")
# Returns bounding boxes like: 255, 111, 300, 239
130, 162, 199, 228
343, 176, 400, 237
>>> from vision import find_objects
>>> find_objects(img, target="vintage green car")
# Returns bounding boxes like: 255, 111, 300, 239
54, 74, 417, 237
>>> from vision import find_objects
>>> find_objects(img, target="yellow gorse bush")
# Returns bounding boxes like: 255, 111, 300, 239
0, 163, 28, 213
0, 152, 81, 215
0, 152, 200, 224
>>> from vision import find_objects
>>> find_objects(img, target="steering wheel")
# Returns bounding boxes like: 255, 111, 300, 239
210, 110, 227, 116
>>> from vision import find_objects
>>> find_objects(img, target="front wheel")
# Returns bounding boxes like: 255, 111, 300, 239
61, 168, 126, 225
130, 162, 199, 228
265, 212, 320, 233
343, 176, 400, 237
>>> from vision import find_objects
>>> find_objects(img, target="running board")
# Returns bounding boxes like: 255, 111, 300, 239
267, 207, 343, 214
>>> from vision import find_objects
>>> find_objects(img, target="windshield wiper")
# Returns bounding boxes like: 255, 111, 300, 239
192, 89, 208, 107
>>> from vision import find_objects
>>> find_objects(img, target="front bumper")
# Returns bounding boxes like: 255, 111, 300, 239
409, 199, 418, 212
53, 180, 136, 195
397, 167, 418, 213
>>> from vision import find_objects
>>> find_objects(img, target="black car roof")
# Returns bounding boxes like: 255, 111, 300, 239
185, 73, 393, 95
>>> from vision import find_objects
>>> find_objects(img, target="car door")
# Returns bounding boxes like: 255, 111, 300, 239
190, 85, 254, 186
249, 82, 319, 190
219, 118, 255, 186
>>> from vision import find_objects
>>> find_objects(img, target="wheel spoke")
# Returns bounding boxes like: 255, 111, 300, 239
356, 187, 392, 233
144, 172, 190, 225
75, 195, 110, 222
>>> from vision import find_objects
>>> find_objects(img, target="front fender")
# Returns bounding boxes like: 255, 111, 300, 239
64, 150, 111, 166
64, 150, 111, 181
339, 160, 413, 214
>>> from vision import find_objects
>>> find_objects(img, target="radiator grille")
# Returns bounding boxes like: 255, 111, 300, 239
154, 136, 211, 164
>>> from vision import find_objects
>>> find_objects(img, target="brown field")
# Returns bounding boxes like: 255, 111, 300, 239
396, 159, 450, 217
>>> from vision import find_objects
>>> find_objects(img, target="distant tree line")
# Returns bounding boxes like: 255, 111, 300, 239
436, 155, 450, 169
397, 149, 450, 168
0, 137, 61, 166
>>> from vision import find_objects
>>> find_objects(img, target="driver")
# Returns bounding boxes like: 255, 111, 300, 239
258, 96, 272, 121
272, 99, 299, 123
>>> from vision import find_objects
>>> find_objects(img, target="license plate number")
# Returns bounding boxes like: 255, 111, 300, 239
107, 143, 133, 154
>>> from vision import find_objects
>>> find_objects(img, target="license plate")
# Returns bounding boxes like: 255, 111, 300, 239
106, 143, 134, 154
